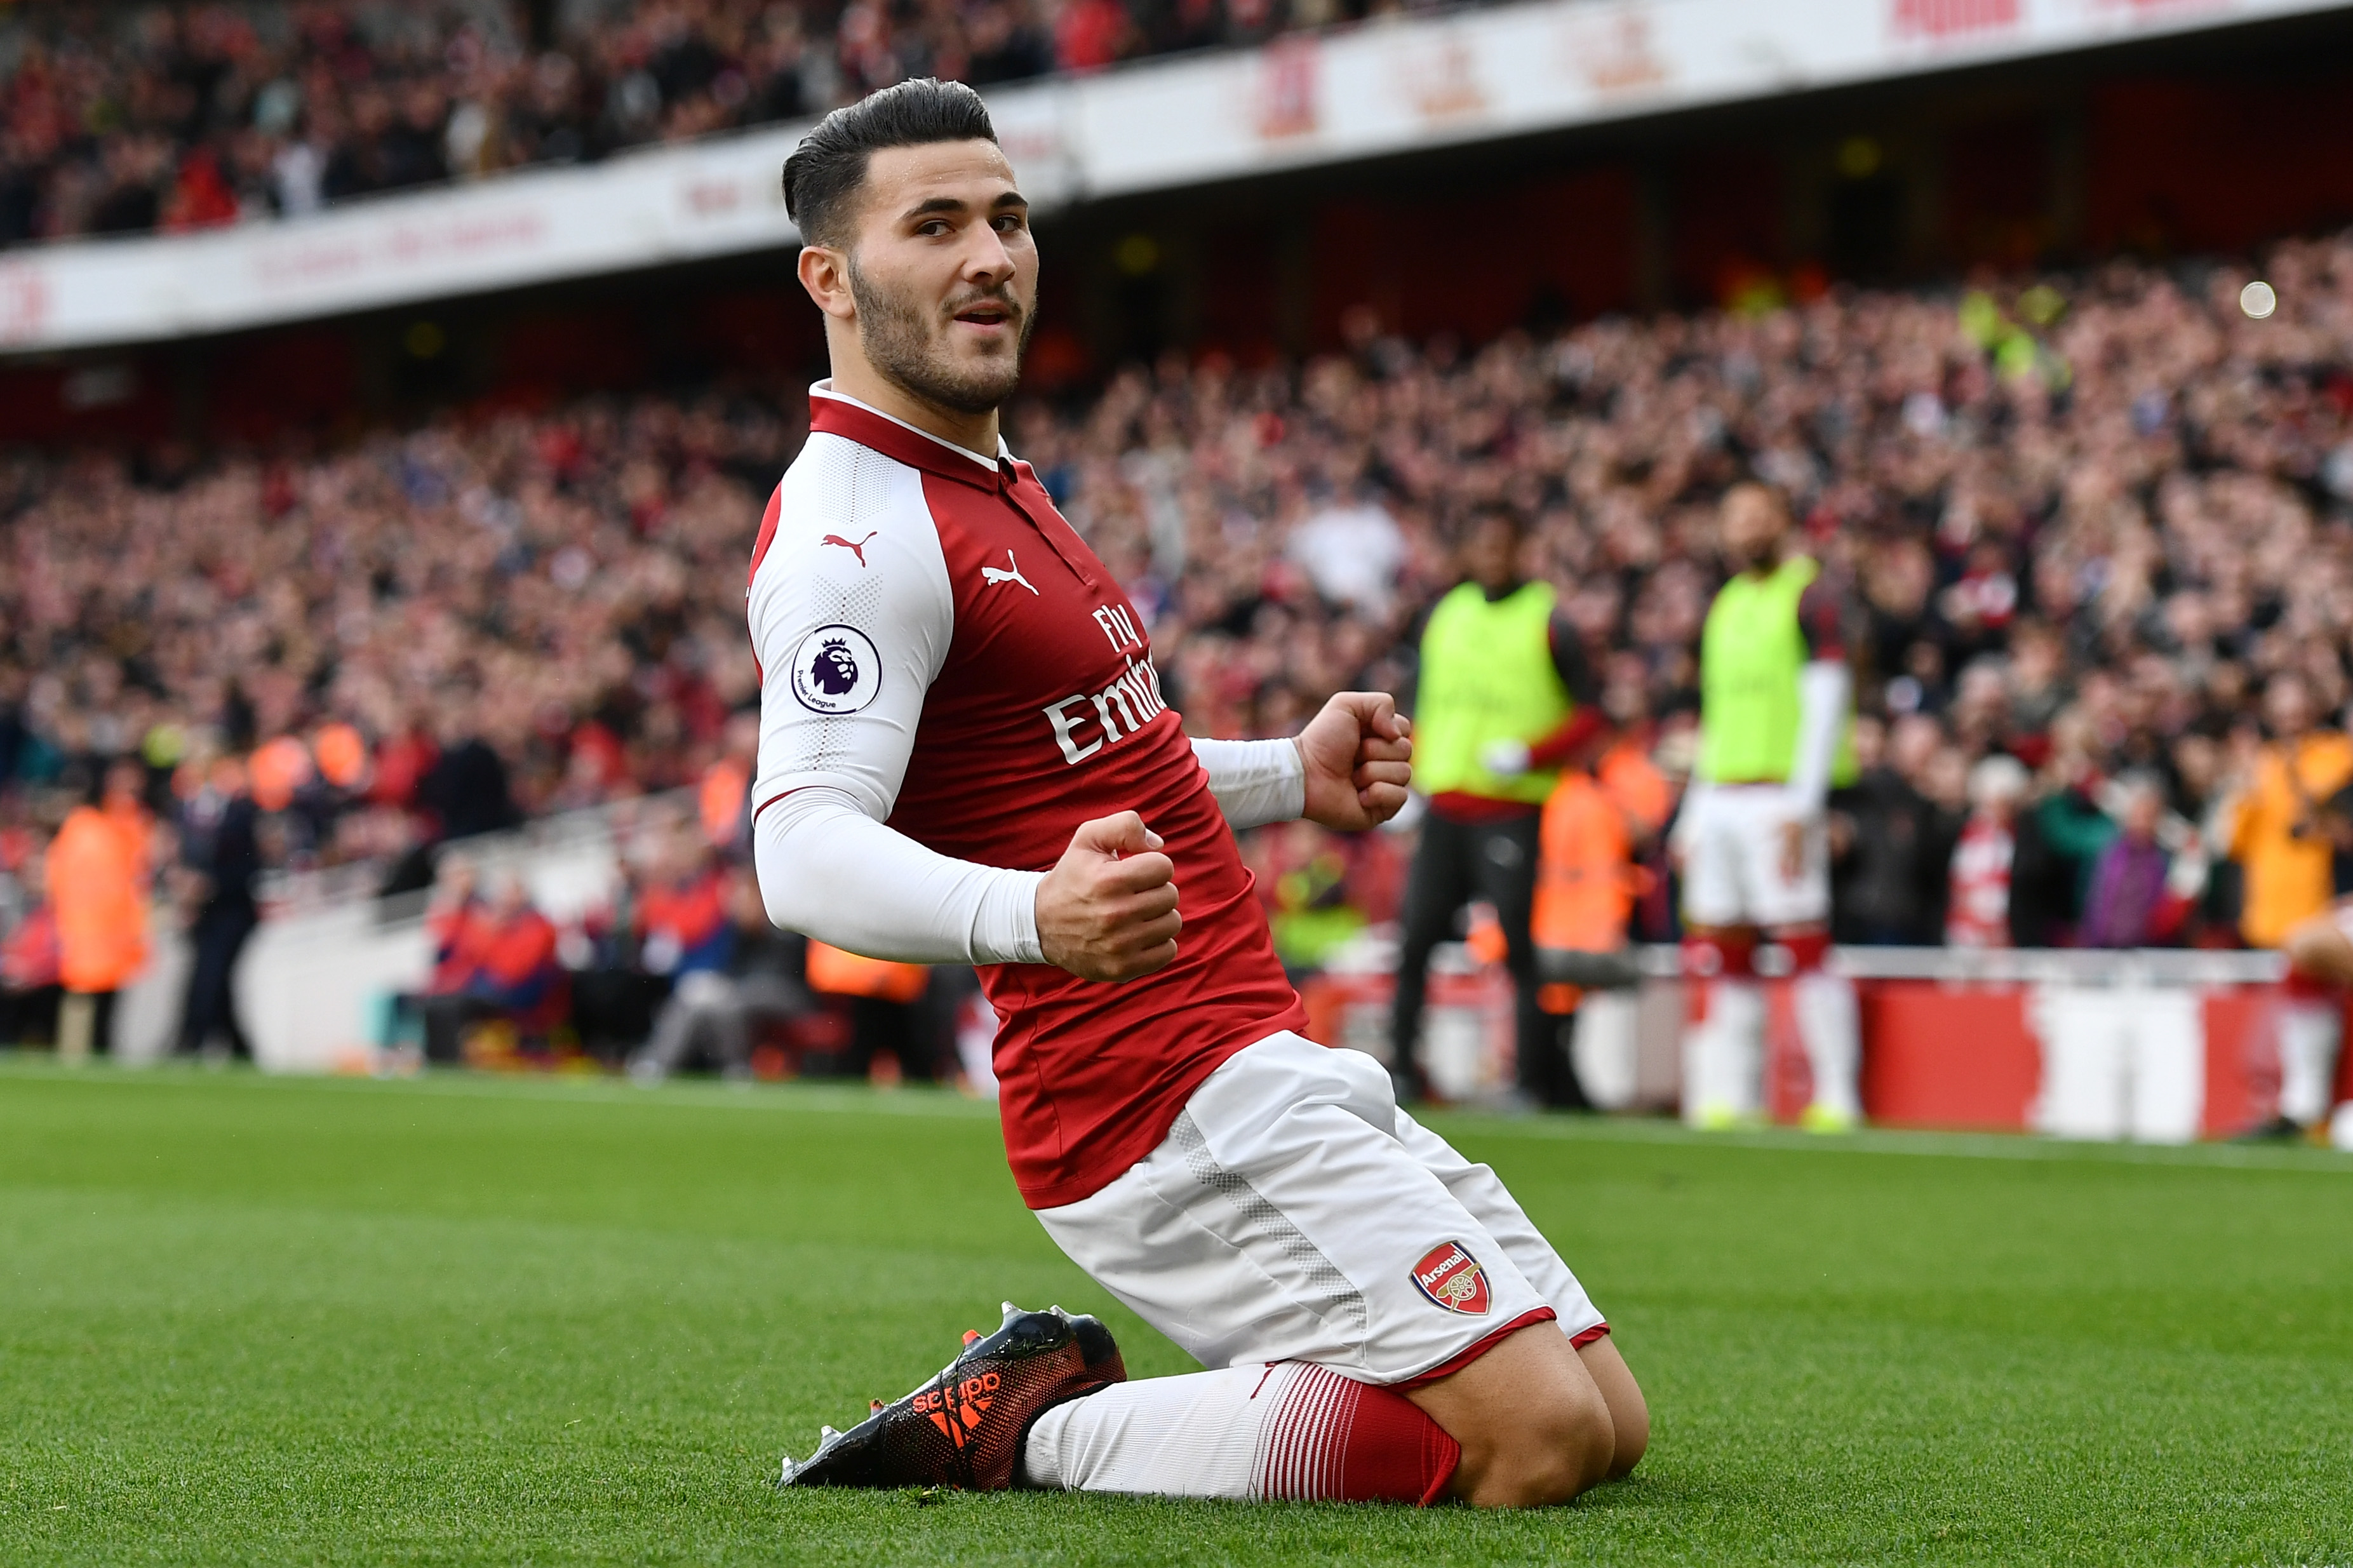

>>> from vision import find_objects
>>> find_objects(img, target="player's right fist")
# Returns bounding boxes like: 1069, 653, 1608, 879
1036, 811, 1181, 982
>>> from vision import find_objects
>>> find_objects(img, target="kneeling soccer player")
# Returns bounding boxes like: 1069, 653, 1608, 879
750, 79, 1646, 1507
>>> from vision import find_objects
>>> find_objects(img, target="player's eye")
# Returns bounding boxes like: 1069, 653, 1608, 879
993, 213, 1026, 234
916, 220, 951, 238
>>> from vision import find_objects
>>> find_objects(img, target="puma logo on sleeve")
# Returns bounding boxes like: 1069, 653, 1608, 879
822, 531, 879, 566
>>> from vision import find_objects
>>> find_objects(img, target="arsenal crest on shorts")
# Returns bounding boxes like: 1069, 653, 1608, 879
1410, 1241, 1491, 1315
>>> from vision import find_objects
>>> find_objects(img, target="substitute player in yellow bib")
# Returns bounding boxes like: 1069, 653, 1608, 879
1673, 483, 1860, 1131
1393, 504, 1611, 1109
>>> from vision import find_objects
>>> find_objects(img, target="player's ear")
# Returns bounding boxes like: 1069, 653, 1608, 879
798, 245, 857, 323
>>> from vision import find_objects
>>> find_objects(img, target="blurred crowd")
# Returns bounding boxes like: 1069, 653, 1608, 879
0, 0, 1424, 248
0, 389, 791, 1059
8, 228, 2353, 1064
1038, 232, 2353, 958
397, 791, 982, 1084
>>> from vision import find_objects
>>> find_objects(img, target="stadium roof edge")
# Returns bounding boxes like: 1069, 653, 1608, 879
3, 0, 2345, 355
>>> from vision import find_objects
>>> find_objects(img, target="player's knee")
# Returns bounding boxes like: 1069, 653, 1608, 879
1466, 1377, 1615, 1507
1604, 1388, 1649, 1479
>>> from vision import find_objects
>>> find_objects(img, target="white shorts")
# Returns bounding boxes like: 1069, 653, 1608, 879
1679, 782, 1830, 930
1034, 1031, 1607, 1388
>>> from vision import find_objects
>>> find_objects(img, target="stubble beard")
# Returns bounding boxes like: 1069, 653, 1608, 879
848, 255, 1033, 418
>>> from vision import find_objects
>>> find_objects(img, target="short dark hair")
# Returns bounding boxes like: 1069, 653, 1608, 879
782, 79, 998, 250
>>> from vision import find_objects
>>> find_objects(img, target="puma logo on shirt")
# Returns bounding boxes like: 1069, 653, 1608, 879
982, 549, 1038, 595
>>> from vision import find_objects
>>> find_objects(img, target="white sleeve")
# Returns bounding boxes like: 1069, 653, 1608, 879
1785, 660, 1851, 816
1191, 737, 1306, 831
747, 467, 1042, 964
748, 481, 950, 819
755, 787, 1043, 964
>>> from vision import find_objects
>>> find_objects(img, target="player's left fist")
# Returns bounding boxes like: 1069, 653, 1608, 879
1296, 692, 1413, 833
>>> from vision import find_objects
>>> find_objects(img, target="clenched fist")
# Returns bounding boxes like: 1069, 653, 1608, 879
1036, 811, 1181, 982
1296, 692, 1414, 832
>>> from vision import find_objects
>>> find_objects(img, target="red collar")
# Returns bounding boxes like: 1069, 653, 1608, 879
808, 389, 1010, 492
804, 384, 1094, 587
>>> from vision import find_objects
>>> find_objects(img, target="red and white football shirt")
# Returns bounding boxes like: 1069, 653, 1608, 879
749, 386, 1306, 1208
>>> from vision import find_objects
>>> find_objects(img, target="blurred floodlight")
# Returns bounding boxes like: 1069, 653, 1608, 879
2240, 280, 2277, 320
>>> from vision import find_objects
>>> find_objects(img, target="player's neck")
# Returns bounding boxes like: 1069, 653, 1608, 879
828, 358, 1001, 460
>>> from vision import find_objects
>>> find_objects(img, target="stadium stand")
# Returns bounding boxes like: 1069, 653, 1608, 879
0, 0, 1409, 246
6, 0, 2353, 1135
4, 234, 2352, 948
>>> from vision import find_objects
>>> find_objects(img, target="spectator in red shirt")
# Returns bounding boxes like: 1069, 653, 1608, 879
160, 145, 239, 232
423, 857, 485, 996
1945, 754, 2029, 948
1, 834, 60, 1047
633, 831, 737, 981
421, 869, 565, 1063
368, 713, 440, 812
1054, 0, 1134, 70
380, 854, 476, 1061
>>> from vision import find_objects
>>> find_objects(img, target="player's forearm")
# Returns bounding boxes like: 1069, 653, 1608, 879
1190, 737, 1306, 830
754, 786, 1045, 965
1525, 707, 1611, 771
1785, 660, 1850, 815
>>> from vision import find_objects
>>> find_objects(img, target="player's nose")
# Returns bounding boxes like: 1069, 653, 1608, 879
962, 227, 1017, 285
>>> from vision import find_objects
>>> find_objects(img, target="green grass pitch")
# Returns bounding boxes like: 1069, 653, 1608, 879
3, 1059, 2350, 1565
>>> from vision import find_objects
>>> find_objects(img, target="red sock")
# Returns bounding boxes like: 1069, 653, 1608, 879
1260, 1364, 1461, 1505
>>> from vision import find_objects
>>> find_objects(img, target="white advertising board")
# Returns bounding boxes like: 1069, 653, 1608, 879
1, 0, 2341, 353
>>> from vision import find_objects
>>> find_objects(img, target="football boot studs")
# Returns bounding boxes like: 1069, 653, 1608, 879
780, 1303, 1127, 1491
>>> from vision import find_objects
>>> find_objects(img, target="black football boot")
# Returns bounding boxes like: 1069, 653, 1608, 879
779, 1303, 1127, 1491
